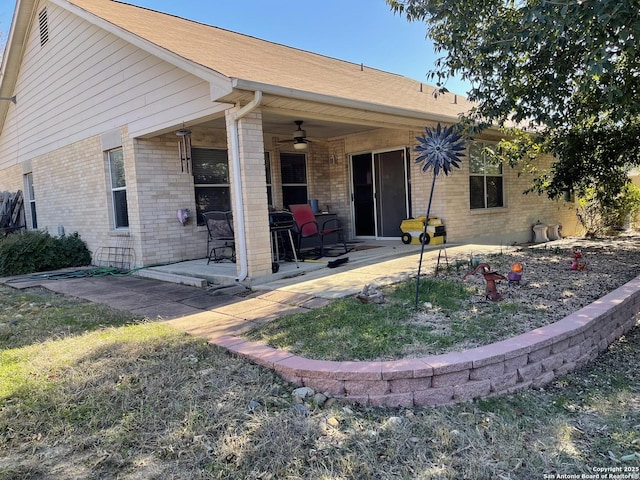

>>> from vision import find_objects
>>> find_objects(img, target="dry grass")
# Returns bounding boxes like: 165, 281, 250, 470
248, 235, 640, 360
1, 278, 639, 478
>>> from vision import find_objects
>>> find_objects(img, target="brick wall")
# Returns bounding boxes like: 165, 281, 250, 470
411, 137, 579, 245
316, 126, 578, 245
27, 136, 110, 255
0, 128, 210, 268
131, 129, 203, 266
218, 275, 640, 407
325, 139, 350, 235
1, 136, 122, 255
0, 164, 25, 192
406, 127, 578, 244
0, 120, 582, 272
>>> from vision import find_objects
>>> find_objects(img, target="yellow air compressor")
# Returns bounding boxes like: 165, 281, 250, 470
400, 216, 446, 245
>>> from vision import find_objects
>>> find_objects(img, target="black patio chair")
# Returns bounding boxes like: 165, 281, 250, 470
202, 211, 235, 264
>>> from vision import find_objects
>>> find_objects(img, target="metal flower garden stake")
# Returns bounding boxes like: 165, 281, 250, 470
414, 123, 465, 307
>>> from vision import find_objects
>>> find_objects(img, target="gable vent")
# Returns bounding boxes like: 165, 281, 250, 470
38, 8, 49, 47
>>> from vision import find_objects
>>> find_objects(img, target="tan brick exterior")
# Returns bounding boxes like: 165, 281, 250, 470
336, 125, 579, 244
0, 118, 580, 278
0, 127, 208, 269
300, 125, 579, 245
130, 129, 201, 266
0, 164, 24, 192
432, 147, 579, 245
16, 135, 112, 254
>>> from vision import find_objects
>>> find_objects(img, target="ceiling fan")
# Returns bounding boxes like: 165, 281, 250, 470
276, 120, 320, 150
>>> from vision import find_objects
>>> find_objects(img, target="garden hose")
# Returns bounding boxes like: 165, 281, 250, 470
6, 266, 124, 283
5, 262, 181, 284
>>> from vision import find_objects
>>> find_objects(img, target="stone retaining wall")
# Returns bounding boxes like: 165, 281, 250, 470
213, 276, 640, 407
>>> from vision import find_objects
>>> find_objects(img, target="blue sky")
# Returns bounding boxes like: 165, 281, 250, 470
0, 0, 470, 95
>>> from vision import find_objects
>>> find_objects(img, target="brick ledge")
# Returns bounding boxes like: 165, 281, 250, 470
211, 276, 640, 407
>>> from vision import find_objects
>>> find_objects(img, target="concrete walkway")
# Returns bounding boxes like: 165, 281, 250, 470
1, 243, 514, 340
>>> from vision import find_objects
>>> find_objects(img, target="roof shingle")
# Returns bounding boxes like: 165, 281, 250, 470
66, 0, 473, 117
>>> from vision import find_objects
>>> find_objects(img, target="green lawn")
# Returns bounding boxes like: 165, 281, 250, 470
1, 284, 639, 479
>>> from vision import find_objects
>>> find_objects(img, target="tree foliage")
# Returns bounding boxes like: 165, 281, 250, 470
576, 182, 640, 237
387, 0, 640, 204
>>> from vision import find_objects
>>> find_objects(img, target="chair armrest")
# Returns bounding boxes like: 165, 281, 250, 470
321, 218, 342, 231
297, 220, 320, 237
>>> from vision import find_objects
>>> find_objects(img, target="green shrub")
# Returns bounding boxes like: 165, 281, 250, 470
57, 232, 93, 267
577, 183, 640, 237
601, 182, 640, 232
0, 231, 91, 276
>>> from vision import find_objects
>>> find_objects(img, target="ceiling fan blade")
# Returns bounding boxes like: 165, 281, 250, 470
306, 137, 329, 144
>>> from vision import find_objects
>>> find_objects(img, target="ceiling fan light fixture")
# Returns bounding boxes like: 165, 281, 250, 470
293, 138, 308, 150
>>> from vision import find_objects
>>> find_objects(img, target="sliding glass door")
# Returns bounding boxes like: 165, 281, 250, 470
350, 148, 409, 238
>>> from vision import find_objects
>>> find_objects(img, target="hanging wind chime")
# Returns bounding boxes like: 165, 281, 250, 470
176, 126, 192, 173
413, 123, 466, 307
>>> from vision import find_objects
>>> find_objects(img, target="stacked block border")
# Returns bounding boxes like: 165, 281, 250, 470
213, 277, 640, 407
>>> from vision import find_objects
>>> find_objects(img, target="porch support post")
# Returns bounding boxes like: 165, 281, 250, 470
225, 107, 272, 280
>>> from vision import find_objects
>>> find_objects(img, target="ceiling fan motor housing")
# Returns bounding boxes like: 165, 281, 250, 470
293, 120, 306, 139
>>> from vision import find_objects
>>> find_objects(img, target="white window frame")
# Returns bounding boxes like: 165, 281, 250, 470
469, 141, 504, 210
25, 173, 37, 229
108, 148, 129, 229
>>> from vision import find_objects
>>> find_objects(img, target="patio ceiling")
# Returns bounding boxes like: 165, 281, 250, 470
197, 92, 439, 142
198, 110, 388, 142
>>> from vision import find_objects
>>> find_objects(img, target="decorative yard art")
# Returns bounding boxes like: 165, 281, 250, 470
508, 262, 524, 285
463, 262, 506, 301
570, 249, 587, 270
413, 123, 466, 307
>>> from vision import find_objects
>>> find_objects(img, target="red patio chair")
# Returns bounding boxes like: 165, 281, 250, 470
289, 204, 348, 258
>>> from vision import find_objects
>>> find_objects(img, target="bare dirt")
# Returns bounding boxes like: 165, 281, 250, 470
407, 233, 640, 355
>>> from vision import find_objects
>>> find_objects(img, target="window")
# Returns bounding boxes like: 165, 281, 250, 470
192, 148, 230, 225
265, 151, 273, 207
25, 173, 37, 229
108, 148, 129, 228
469, 142, 504, 209
280, 152, 307, 209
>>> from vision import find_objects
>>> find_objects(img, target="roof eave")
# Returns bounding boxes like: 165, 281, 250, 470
0, 0, 37, 132
230, 78, 465, 126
